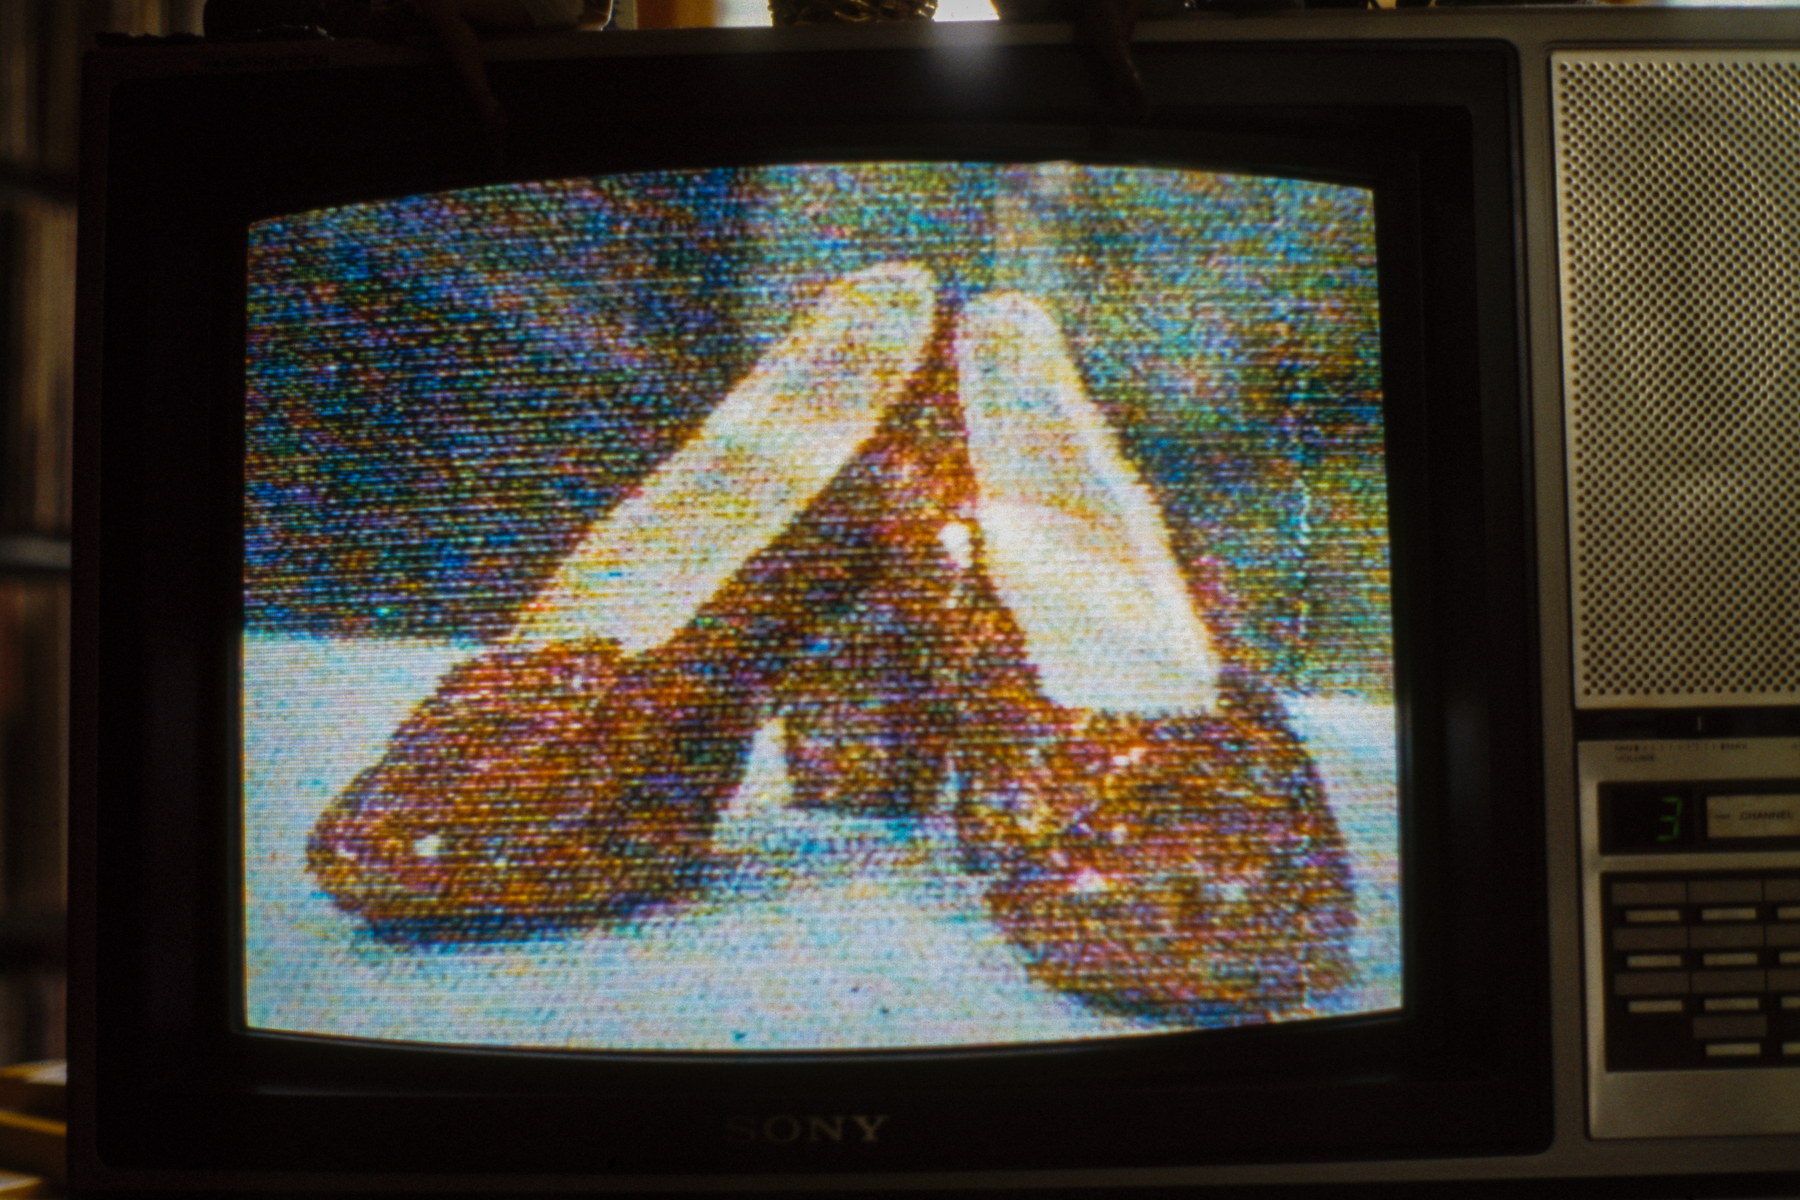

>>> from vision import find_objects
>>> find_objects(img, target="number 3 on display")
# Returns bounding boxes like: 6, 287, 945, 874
1656, 794, 1683, 843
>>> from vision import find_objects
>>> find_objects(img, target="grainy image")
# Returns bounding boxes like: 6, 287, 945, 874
243, 163, 1399, 1050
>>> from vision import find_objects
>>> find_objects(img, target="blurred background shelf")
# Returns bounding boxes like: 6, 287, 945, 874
0, 539, 67, 577
2, 2, 215, 1086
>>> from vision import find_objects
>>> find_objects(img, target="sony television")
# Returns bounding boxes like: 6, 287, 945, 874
71, 6, 1800, 1193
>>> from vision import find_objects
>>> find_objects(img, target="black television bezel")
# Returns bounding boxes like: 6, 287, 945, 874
77, 30, 1548, 1179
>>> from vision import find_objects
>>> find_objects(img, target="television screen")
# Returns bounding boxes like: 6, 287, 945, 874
241, 161, 1400, 1053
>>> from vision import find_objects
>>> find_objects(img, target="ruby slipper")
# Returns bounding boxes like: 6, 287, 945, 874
946, 291, 1356, 1021
307, 263, 938, 938
773, 321, 978, 818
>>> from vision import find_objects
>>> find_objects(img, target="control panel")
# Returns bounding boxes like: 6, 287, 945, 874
1581, 738, 1800, 1138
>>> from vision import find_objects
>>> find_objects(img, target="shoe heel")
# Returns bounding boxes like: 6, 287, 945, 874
773, 325, 975, 818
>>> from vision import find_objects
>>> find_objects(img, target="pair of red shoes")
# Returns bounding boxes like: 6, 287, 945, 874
306, 263, 1355, 1022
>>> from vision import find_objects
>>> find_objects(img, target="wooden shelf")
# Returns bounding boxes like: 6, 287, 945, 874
0, 537, 68, 576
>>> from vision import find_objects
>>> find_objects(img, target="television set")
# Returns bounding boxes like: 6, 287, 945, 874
71, 6, 1800, 1193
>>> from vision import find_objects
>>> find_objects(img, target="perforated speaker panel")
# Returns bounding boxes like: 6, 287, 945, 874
1554, 50, 1800, 710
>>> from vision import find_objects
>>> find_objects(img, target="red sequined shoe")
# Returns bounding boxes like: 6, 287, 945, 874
307, 262, 938, 938
945, 291, 1357, 1022
772, 325, 977, 817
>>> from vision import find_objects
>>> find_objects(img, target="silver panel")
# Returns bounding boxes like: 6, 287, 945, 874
1553, 50, 1800, 711
1580, 738, 1800, 1139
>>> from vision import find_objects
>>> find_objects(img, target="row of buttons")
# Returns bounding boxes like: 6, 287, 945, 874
1606, 873, 1800, 1068
1615, 925, 1792, 950
1624, 907, 1800, 923
1613, 968, 1800, 995
1613, 879, 1800, 905
1619, 998, 1800, 1060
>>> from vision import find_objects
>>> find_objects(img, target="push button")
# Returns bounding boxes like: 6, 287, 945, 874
1690, 925, 1761, 949
1701, 952, 1758, 968
1628, 998, 1683, 1014
1626, 908, 1683, 923
1628, 954, 1683, 969
1690, 880, 1762, 904
1613, 881, 1687, 906
1702, 997, 1759, 1012
1693, 970, 1765, 993
1616, 926, 1687, 951
1700, 907, 1759, 922
1615, 971, 1689, 996
1693, 1014, 1767, 1039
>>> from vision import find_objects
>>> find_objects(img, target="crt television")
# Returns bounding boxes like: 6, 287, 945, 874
72, 6, 1800, 1192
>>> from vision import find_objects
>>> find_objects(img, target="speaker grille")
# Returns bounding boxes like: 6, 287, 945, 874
1554, 51, 1800, 709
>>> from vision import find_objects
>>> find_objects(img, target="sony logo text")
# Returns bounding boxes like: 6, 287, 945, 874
726, 1114, 888, 1145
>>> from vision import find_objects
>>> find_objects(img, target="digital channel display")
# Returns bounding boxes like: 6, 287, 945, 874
242, 163, 1401, 1051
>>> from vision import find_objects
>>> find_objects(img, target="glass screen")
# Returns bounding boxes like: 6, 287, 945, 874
243, 163, 1400, 1050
